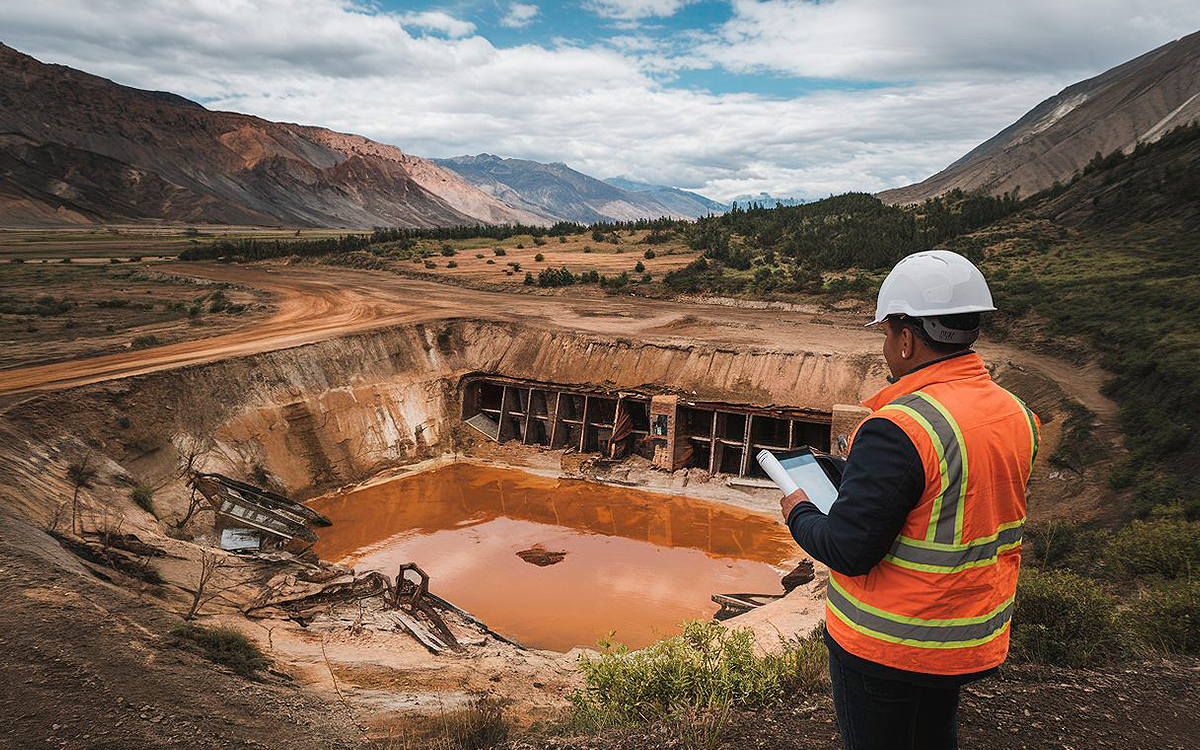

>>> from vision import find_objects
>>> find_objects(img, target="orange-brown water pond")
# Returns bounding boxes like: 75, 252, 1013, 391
308, 463, 798, 651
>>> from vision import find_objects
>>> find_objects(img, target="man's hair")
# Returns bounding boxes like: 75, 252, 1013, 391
889, 312, 980, 354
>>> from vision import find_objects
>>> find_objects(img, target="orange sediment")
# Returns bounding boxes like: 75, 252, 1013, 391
309, 463, 798, 651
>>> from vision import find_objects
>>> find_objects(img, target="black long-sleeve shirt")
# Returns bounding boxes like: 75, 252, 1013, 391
788, 417, 922, 575
788, 412, 995, 686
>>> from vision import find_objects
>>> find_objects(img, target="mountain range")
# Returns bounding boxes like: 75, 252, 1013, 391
3, 30, 1199, 228
0, 44, 554, 228
431, 155, 722, 223
0, 44, 721, 229
879, 30, 1200, 204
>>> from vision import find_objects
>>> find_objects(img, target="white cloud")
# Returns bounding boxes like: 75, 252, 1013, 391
501, 3, 540, 29
399, 10, 476, 38
0, 0, 1197, 202
585, 0, 695, 21
707, 0, 1200, 80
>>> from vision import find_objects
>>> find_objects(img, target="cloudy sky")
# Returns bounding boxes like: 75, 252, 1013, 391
3, 1, 1199, 201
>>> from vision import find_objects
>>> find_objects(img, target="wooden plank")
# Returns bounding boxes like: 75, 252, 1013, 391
740, 415, 753, 476
548, 391, 562, 448
521, 389, 534, 444
579, 395, 590, 452
708, 411, 719, 474
498, 385, 510, 443
391, 611, 447, 654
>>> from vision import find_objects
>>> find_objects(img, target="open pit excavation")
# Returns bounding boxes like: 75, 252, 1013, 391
0, 263, 1116, 744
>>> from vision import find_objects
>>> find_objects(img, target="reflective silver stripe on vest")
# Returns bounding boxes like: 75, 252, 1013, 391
887, 523, 1024, 571
827, 583, 1014, 644
889, 393, 964, 544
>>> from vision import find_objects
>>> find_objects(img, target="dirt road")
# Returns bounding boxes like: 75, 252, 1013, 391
0, 262, 1117, 426
0, 263, 883, 395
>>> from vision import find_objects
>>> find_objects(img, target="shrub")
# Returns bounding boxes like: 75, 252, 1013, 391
130, 485, 155, 516
424, 260, 437, 269
643, 249, 656, 260
569, 621, 826, 729
208, 292, 229, 313
537, 266, 576, 287
1122, 579, 1200, 654
508, 262, 521, 271
440, 694, 510, 749
558, 236, 567, 244
524, 272, 534, 285
493, 248, 506, 256
170, 624, 270, 678
1103, 517, 1200, 580
131, 335, 160, 348
475, 253, 485, 259
635, 261, 645, 273
533, 237, 546, 246
1009, 568, 1122, 667
642, 273, 652, 283
583, 246, 593, 253
516, 243, 525, 249
579, 269, 601, 284
446, 260, 458, 268
440, 247, 456, 257
534, 253, 545, 262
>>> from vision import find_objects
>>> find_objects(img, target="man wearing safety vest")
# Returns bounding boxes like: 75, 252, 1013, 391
782, 250, 1040, 750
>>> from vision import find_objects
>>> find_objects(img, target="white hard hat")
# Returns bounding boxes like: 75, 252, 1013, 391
869, 250, 996, 326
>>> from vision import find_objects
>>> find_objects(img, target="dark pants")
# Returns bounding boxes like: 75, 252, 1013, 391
828, 648, 960, 750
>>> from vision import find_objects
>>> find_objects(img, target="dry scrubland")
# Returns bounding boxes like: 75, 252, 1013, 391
0, 261, 272, 370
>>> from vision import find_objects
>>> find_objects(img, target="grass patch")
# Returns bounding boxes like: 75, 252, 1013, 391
1121, 578, 1200, 655
1010, 568, 1122, 667
170, 623, 270, 678
567, 620, 826, 733
1102, 517, 1200, 581
130, 485, 155, 516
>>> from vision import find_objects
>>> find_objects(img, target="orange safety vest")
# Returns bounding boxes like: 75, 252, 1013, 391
825, 352, 1040, 675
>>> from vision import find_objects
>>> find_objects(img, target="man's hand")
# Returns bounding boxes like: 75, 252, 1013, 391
780, 488, 811, 521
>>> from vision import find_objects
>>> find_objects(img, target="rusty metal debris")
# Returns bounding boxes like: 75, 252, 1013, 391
189, 472, 330, 548
245, 562, 462, 654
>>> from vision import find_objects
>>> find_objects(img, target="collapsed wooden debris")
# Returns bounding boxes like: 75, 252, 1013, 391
189, 472, 330, 549
711, 592, 784, 620
244, 562, 464, 654
712, 561, 815, 620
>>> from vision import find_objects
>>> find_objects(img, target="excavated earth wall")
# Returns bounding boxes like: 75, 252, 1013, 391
0, 318, 887, 525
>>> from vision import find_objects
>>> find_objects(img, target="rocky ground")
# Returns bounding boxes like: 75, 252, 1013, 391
511, 658, 1200, 750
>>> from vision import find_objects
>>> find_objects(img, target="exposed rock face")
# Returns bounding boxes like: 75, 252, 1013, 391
0, 45, 545, 228
436, 153, 706, 223
878, 31, 1200, 204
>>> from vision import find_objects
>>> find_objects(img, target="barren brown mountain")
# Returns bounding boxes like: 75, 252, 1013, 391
879, 30, 1200, 204
0, 44, 544, 228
